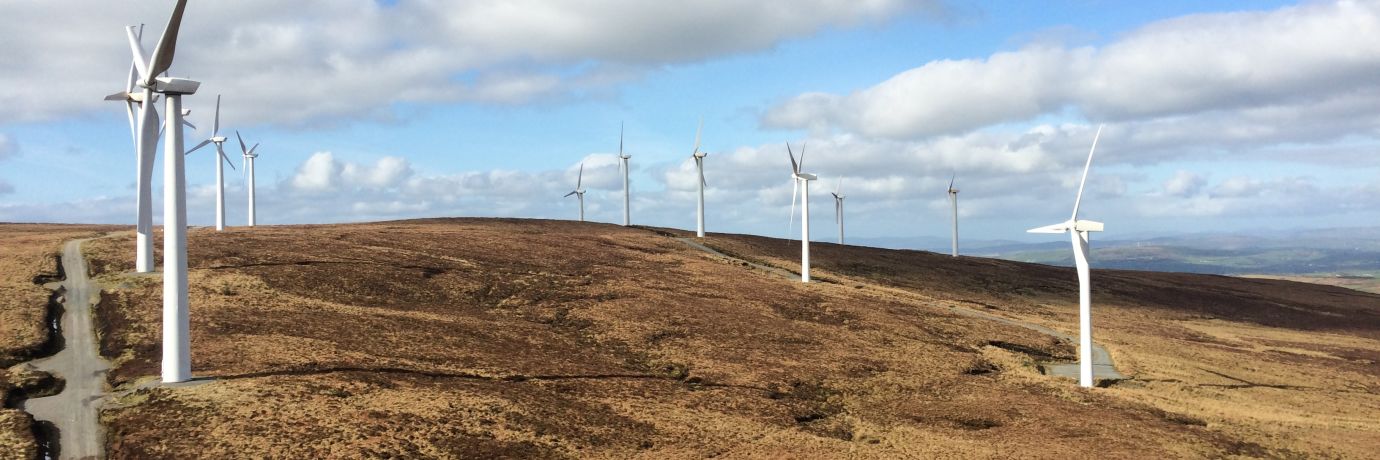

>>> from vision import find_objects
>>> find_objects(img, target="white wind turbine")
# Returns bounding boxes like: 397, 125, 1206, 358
618, 124, 631, 226
235, 131, 260, 227
104, 24, 158, 273
125, 0, 197, 383
831, 180, 845, 245
1027, 124, 1105, 389
690, 120, 708, 238
186, 95, 235, 231
564, 162, 586, 221
948, 174, 959, 257
787, 142, 817, 283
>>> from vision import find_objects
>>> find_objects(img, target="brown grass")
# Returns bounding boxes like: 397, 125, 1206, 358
79, 218, 1334, 458
695, 231, 1380, 458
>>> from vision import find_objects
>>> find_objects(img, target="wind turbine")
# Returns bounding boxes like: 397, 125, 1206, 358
948, 175, 959, 257
104, 24, 158, 273
787, 142, 817, 283
691, 120, 707, 238
618, 124, 631, 226
125, 0, 196, 383
1027, 124, 1105, 389
236, 131, 260, 227
564, 163, 586, 222
831, 180, 845, 245
186, 95, 235, 231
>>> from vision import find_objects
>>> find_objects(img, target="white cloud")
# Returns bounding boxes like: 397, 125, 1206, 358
0, 0, 945, 125
1210, 176, 1315, 199
290, 152, 414, 193
0, 134, 15, 160
765, 1, 1380, 142
289, 152, 344, 192
1163, 170, 1207, 197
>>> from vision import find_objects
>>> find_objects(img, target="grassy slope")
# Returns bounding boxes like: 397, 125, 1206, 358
84, 218, 1380, 458
0, 224, 118, 459
700, 231, 1380, 458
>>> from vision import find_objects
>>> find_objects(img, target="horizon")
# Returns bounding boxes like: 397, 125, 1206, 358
3, 0, 1379, 243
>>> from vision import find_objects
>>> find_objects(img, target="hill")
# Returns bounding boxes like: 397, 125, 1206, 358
974, 227, 1380, 276
13, 219, 1380, 458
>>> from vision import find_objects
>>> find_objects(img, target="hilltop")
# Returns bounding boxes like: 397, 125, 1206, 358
5, 218, 1379, 458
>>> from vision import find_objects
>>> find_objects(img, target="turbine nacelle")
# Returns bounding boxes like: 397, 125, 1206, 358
794, 173, 817, 181
1026, 219, 1104, 234
152, 76, 200, 95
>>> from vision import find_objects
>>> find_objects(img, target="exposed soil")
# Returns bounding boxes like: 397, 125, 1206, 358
78, 219, 1380, 458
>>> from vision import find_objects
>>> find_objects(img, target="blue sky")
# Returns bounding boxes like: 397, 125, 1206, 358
1, 0, 1376, 243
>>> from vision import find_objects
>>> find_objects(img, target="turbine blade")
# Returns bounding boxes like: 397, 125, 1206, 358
218, 144, 236, 170
146, 0, 190, 81
125, 26, 150, 82
213, 94, 221, 135
124, 100, 137, 146
788, 178, 799, 240
576, 162, 584, 189
124, 28, 139, 92
564, 191, 577, 197
186, 139, 212, 155
1071, 124, 1105, 220
799, 142, 806, 170
1027, 222, 1071, 234
182, 119, 196, 130
693, 118, 702, 155
787, 142, 798, 173
619, 121, 624, 157
248, 142, 260, 156
236, 130, 247, 154
948, 173, 955, 192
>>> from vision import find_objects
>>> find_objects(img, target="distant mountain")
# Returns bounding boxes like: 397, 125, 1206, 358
973, 227, 1380, 275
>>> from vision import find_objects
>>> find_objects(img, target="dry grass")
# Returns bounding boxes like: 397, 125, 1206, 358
697, 231, 1380, 458
1245, 273, 1380, 294
0, 223, 119, 459
79, 219, 1311, 458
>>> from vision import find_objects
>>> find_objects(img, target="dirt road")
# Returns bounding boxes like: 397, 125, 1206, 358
23, 239, 112, 459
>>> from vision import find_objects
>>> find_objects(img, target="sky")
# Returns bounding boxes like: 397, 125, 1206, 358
2, 0, 1378, 243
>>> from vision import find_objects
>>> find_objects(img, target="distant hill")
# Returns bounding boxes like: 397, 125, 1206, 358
860, 227, 1380, 276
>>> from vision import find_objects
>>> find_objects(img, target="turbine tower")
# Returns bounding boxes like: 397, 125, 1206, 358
691, 120, 707, 238
831, 180, 845, 245
564, 162, 586, 222
1027, 124, 1105, 389
126, 0, 196, 383
236, 131, 260, 227
948, 175, 959, 257
787, 142, 817, 283
186, 95, 235, 231
618, 124, 631, 226
104, 24, 158, 273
